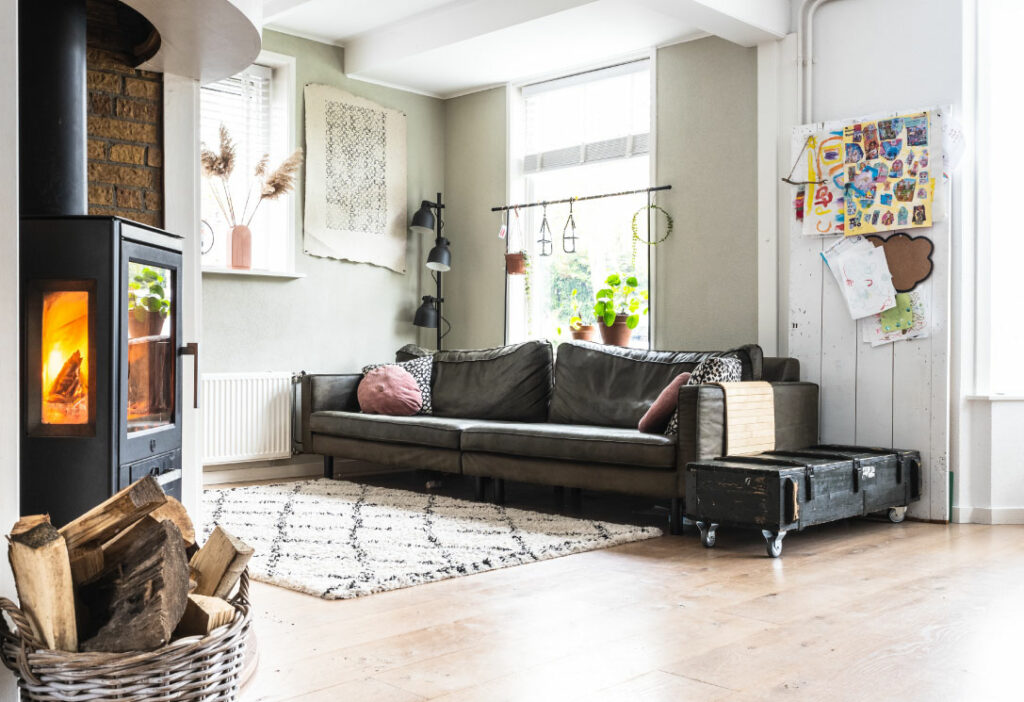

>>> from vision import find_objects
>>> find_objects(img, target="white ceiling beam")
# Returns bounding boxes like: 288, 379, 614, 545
263, 0, 317, 24
639, 0, 789, 46
345, 0, 599, 78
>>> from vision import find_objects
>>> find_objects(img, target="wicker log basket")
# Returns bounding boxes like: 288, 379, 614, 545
0, 570, 252, 701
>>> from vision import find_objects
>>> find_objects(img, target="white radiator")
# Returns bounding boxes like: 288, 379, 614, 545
202, 372, 294, 465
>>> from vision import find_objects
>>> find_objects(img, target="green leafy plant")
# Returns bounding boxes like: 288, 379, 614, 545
568, 288, 594, 330
128, 265, 170, 322
593, 273, 649, 329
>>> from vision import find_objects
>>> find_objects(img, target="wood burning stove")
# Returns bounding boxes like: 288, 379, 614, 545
21, 217, 190, 525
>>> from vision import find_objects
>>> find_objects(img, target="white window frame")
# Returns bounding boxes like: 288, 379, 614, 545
505, 53, 658, 346
200, 49, 300, 278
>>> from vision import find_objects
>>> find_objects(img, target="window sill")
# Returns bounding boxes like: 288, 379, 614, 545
202, 267, 304, 279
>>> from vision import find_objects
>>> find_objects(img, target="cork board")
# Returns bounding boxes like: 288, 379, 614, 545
866, 232, 934, 292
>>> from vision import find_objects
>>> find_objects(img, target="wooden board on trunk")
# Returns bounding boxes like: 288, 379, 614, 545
718, 381, 776, 456
7, 515, 78, 651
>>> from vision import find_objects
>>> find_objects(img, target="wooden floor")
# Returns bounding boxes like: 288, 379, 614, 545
234, 473, 1024, 702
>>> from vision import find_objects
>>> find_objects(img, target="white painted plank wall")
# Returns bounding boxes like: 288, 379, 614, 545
789, 110, 950, 521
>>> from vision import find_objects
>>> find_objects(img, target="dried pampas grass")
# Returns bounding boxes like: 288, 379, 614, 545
199, 123, 303, 228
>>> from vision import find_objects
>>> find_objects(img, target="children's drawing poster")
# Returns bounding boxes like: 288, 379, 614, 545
842, 111, 935, 236
802, 130, 845, 236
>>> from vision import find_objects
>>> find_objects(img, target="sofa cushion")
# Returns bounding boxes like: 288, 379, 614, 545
548, 341, 763, 428
461, 422, 676, 469
431, 341, 553, 422
357, 365, 423, 415
363, 356, 433, 415
309, 411, 480, 450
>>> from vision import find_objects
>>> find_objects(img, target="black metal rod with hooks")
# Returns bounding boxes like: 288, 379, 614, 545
490, 184, 671, 212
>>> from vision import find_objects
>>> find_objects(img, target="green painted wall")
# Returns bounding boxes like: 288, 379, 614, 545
202, 30, 445, 373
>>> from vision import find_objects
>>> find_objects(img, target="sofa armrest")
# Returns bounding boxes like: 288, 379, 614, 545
676, 381, 820, 468
763, 357, 801, 382
298, 373, 362, 452
771, 381, 819, 450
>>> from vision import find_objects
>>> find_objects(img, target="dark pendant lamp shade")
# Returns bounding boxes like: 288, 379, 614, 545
426, 238, 451, 272
410, 201, 436, 235
413, 296, 439, 328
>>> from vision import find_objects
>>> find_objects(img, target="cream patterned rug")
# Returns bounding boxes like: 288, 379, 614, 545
202, 479, 661, 600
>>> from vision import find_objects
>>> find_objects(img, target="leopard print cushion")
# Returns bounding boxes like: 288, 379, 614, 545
664, 356, 743, 436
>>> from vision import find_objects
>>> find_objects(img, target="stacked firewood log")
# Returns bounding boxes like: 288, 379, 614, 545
6, 477, 253, 653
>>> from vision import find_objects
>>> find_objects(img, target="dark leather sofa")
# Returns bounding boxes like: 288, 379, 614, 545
297, 341, 819, 534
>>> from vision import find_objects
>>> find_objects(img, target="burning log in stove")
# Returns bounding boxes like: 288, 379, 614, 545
45, 349, 84, 405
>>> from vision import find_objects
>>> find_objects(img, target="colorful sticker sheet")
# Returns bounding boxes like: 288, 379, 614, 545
843, 112, 934, 235
862, 284, 930, 346
821, 235, 897, 320
802, 130, 846, 236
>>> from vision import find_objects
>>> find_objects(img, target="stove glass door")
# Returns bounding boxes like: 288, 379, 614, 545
126, 261, 175, 433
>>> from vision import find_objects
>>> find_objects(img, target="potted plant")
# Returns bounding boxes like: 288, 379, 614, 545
568, 288, 596, 341
128, 265, 170, 337
505, 251, 527, 275
593, 273, 648, 346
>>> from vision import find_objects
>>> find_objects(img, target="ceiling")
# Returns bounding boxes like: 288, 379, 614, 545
263, 0, 790, 98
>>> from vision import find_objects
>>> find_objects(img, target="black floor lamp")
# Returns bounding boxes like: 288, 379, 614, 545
411, 192, 450, 349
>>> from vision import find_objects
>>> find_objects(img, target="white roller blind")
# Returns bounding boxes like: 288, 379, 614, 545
200, 64, 272, 178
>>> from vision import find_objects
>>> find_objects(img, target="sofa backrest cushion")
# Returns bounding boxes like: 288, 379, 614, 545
548, 341, 763, 428
431, 340, 553, 422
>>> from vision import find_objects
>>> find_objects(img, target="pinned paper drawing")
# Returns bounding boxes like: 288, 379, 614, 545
821, 235, 897, 320
802, 130, 845, 236
843, 111, 935, 235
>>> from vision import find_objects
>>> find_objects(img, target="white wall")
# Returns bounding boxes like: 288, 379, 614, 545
0, 1, 18, 699
773, 0, 963, 521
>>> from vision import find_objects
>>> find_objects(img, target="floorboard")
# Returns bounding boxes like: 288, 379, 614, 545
225, 472, 1023, 701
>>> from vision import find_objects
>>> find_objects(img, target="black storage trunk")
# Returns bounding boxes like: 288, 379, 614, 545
685, 445, 921, 557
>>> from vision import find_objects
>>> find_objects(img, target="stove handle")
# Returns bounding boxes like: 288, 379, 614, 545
178, 342, 199, 409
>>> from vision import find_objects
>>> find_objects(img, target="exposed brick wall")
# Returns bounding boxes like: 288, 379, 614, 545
86, 47, 163, 227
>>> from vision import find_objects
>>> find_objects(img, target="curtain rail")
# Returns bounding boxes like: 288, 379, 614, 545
490, 184, 671, 212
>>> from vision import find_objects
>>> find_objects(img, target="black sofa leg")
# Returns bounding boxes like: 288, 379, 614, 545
493, 478, 506, 505
553, 486, 565, 509
670, 498, 683, 536
474, 477, 489, 502
323, 455, 334, 479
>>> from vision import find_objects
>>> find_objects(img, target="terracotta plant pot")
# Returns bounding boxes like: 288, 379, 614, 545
231, 224, 252, 270
505, 252, 527, 275
599, 313, 633, 347
128, 309, 167, 338
570, 324, 597, 342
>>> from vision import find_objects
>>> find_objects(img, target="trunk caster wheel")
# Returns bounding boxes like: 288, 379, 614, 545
888, 506, 907, 523
762, 530, 785, 558
696, 521, 718, 548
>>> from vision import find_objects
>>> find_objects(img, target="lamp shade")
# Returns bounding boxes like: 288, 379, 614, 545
410, 201, 435, 235
426, 238, 451, 272
413, 296, 438, 328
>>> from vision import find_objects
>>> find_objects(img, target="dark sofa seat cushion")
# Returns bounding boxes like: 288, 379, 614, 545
309, 411, 481, 450
548, 341, 763, 428
431, 340, 553, 422
461, 422, 676, 469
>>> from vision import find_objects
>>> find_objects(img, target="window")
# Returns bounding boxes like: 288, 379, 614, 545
200, 52, 295, 273
979, 3, 1024, 393
507, 60, 652, 348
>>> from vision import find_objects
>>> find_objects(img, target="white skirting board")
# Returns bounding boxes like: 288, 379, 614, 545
202, 372, 294, 465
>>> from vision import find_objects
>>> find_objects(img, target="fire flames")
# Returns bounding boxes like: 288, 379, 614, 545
41, 290, 89, 424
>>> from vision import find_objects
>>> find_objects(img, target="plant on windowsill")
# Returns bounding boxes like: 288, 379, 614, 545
200, 124, 303, 270
128, 265, 170, 338
593, 273, 648, 347
567, 288, 596, 342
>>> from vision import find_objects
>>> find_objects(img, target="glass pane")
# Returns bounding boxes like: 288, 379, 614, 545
127, 262, 174, 432
41, 290, 90, 424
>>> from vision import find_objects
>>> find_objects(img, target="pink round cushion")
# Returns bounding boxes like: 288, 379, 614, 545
638, 372, 692, 434
358, 365, 423, 416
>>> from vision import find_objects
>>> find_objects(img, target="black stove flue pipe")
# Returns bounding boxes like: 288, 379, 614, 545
19, 0, 88, 216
